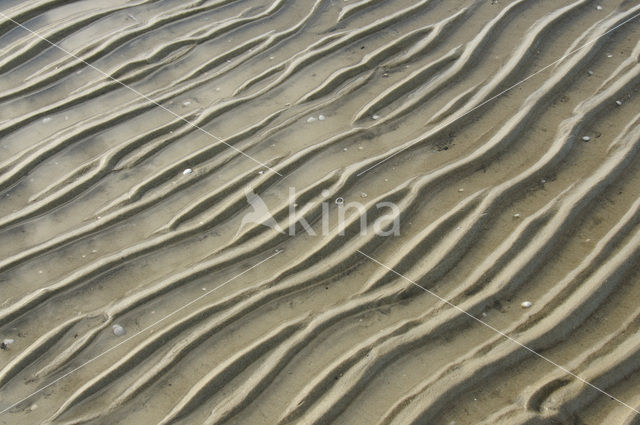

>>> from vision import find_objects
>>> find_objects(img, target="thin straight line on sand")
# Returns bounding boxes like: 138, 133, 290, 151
356, 249, 640, 417
0, 12, 283, 177
356, 10, 640, 177
0, 249, 283, 415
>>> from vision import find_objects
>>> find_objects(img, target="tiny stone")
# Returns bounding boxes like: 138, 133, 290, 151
521, 301, 532, 308
372, 114, 380, 120
42, 117, 52, 123
514, 213, 520, 218
29, 403, 38, 411
112, 324, 125, 336
541, 179, 546, 184
587, 70, 593, 75
360, 192, 368, 198
3, 338, 14, 345
343, 147, 348, 151
607, 53, 613, 58
182, 100, 191, 106
458, 188, 464, 192
358, 146, 363, 150
582, 136, 591, 141
258, 170, 264, 175
307, 116, 317, 123
616, 100, 623, 106
183, 168, 193, 175
318, 114, 326, 121
596, 5, 602, 9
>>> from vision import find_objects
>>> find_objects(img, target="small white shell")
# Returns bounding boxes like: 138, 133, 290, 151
521, 301, 532, 308
183, 168, 193, 175
582, 136, 591, 141
307, 116, 317, 123
596, 5, 602, 10
513, 213, 520, 218
372, 114, 380, 120
616, 100, 623, 106
112, 324, 126, 336
318, 114, 326, 121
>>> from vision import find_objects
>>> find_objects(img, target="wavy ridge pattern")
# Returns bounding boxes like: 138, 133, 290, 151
1, 1, 640, 424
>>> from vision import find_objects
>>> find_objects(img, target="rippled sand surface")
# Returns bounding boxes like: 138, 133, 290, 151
1, 0, 640, 424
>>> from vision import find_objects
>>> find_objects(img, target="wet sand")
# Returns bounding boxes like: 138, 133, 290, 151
1, 0, 640, 424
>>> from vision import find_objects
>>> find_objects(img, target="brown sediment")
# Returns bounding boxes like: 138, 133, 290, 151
1, 1, 640, 424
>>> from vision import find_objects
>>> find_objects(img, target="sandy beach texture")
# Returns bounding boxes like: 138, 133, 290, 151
1, 0, 640, 424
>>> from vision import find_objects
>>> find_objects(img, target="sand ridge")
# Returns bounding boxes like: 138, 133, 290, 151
0, 0, 640, 424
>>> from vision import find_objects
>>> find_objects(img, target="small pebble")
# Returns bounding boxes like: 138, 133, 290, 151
42, 117, 52, 123
513, 213, 520, 218
582, 136, 591, 142
112, 324, 125, 336
307, 116, 317, 123
360, 192, 368, 198
541, 179, 546, 184
183, 168, 193, 175
587, 70, 593, 76
358, 146, 363, 150
616, 100, 623, 106
607, 53, 613, 58
596, 5, 603, 10
29, 403, 38, 411
521, 301, 532, 308
2, 338, 14, 346
182, 100, 191, 106
372, 114, 380, 120
458, 188, 464, 193
343, 147, 348, 151
318, 114, 326, 121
